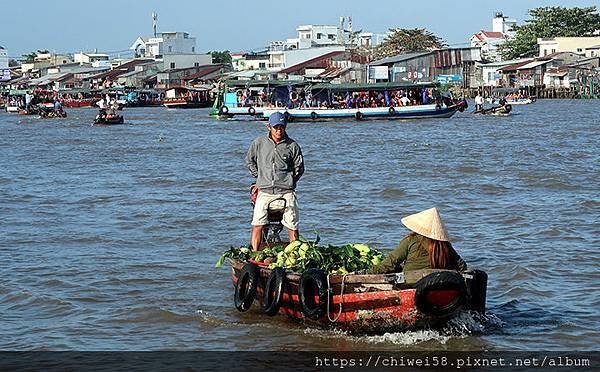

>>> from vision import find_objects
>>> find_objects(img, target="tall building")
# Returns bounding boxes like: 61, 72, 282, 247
470, 12, 516, 62
0, 45, 10, 82
130, 32, 197, 58
0, 45, 8, 69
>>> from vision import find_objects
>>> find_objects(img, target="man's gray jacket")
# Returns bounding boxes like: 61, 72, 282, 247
246, 134, 304, 194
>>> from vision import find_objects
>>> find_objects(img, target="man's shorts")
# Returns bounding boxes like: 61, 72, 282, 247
251, 191, 299, 231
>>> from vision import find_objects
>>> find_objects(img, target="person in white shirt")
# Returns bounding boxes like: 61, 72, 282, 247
474, 93, 485, 112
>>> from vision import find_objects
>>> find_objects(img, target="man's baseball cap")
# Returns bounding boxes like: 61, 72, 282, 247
268, 112, 287, 126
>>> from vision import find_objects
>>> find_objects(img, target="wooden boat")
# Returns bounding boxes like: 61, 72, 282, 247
260, 81, 466, 122
230, 259, 487, 333
163, 87, 211, 109
63, 99, 95, 108
474, 104, 512, 116
93, 114, 124, 125
486, 97, 534, 105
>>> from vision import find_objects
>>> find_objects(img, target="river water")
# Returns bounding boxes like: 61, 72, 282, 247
1, 100, 598, 351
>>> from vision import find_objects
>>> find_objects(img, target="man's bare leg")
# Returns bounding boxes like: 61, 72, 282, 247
251, 225, 264, 251
288, 229, 299, 243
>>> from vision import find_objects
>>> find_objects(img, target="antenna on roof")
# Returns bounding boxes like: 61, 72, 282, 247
152, 12, 158, 37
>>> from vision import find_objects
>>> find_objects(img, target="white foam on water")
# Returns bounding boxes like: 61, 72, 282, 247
302, 311, 505, 346
363, 329, 452, 345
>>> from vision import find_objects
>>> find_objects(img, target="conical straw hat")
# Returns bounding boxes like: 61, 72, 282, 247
401, 207, 450, 242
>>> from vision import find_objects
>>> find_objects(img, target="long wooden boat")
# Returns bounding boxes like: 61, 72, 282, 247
230, 259, 487, 333
163, 87, 211, 109
63, 99, 95, 108
486, 97, 535, 105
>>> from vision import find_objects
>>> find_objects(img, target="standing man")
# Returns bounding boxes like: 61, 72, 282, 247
246, 112, 304, 251
474, 92, 485, 112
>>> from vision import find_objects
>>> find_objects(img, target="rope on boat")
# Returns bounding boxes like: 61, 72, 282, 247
326, 273, 347, 322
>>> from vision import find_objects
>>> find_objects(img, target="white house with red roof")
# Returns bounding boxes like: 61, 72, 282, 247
470, 12, 516, 62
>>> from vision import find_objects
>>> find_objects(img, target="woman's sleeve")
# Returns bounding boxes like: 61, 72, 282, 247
451, 246, 468, 272
367, 237, 410, 274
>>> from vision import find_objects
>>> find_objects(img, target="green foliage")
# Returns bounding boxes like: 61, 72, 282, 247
20, 49, 50, 63
215, 246, 251, 267
374, 28, 446, 59
209, 50, 232, 65
499, 6, 600, 60
216, 236, 385, 274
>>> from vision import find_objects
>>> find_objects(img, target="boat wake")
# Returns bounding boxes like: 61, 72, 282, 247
303, 311, 504, 346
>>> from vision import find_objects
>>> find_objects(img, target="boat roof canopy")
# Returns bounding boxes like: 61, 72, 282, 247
224, 80, 308, 88
310, 82, 439, 91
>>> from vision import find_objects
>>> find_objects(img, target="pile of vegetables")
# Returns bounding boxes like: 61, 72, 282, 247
215, 236, 384, 274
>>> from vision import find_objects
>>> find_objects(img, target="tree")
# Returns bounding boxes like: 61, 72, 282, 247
374, 28, 446, 59
499, 6, 600, 60
20, 49, 50, 63
209, 50, 232, 65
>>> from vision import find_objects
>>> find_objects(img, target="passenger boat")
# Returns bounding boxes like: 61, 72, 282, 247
212, 81, 467, 121
230, 259, 487, 332
163, 87, 211, 109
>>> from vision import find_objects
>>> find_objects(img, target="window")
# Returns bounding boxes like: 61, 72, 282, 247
317, 33, 323, 39
170, 62, 175, 69
192, 47, 195, 52
576, 48, 582, 53
194, 62, 199, 67
168, 46, 172, 52
259, 62, 266, 69
328, 34, 335, 40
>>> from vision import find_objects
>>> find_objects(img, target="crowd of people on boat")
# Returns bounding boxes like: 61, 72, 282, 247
3, 90, 68, 117
235, 87, 449, 110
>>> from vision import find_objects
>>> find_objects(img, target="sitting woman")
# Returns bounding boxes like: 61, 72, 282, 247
368, 207, 467, 274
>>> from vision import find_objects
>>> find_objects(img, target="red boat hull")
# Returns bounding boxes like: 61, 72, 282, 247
230, 260, 487, 332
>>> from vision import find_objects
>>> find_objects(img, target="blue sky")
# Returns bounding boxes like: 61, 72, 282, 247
1, 0, 598, 58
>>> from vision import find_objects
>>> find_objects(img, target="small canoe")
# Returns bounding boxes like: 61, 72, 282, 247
230, 259, 487, 333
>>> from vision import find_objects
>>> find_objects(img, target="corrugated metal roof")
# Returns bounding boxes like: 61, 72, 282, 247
280, 51, 346, 74
518, 60, 553, 69
370, 52, 432, 66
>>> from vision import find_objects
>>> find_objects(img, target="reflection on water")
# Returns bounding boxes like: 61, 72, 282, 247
1, 100, 598, 350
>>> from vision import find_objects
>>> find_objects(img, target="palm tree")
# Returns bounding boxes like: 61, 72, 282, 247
374, 28, 446, 59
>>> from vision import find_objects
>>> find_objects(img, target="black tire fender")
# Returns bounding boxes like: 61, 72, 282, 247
248, 107, 256, 115
414, 271, 467, 317
234, 262, 260, 312
263, 267, 286, 316
435, 104, 442, 110
504, 104, 512, 113
299, 268, 329, 320
219, 105, 229, 115
457, 105, 465, 112
388, 107, 396, 115
355, 111, 363, 121
310, 111, 318, 120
